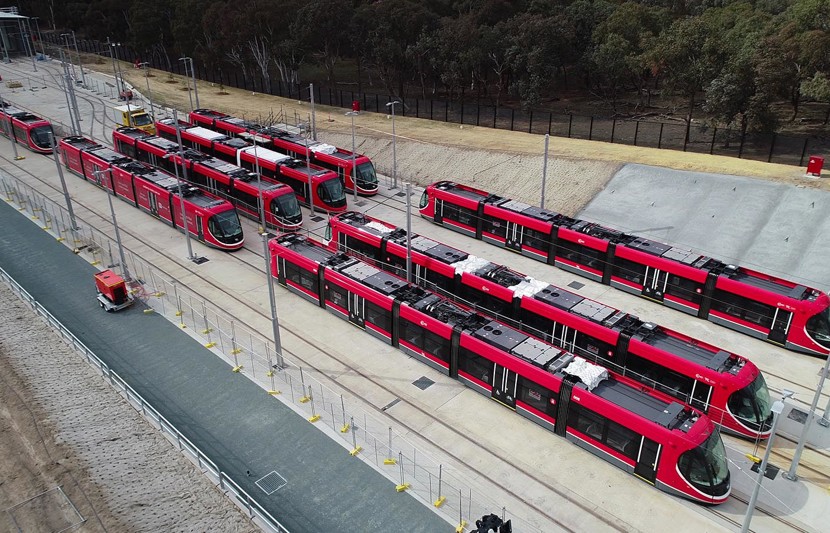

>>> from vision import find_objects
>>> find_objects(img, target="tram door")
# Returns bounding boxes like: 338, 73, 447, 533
634, 438, 660, 484
505, 221, 523, 252
768, 308, 792, 345
491, 363, 518, 409
195, 214, 204, 241
434, 199, 444, 223
642, 267, 668, 301
148, 192, 158, 216
348, 293, 366, 328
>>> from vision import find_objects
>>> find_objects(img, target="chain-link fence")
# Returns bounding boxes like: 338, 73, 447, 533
1, 170, 569, 532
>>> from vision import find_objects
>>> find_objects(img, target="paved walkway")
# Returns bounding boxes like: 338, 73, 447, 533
0, 198, 451, 533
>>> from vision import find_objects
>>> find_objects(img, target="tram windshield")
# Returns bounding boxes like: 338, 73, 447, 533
806, 305, 830, 349
726, 373, 773, 432
273, 193, 302, 223
318, 178, 346, 207
419, 190, 429, 209
677, 432, 730, 497
354, 161, 378, 188
132, 114, 153, 126
209, 209, 243, 242
30, 126, 54, 149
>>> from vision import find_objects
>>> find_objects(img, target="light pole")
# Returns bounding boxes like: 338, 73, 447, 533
345, 111, 359, 203
741, 396, 789, 533
70, 31, 86, 88
92, 169, 131, 282
49, 131, 77, 230
0, 82, 24, 160
60, 33, 78, 82
541, 134, 549, 209
139, 62, 155, 118
385, 100, 401, 189
21, 22, 37, 72
252, 133, 267, 232
179, 57, 198, 110
309, 83, 316, 141
262, 232, 284, 368
107, 39, 119, 94
32, 17, 46, 57
58, 48, 82, 135
304, 133, 315, 215
784, 354, 830, 481
405, 182, 412, 283
170, 109, 197, 262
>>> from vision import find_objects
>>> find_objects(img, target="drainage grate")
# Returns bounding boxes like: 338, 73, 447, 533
788, 408, 807, 424
567, 281, 584, 290
311, 215, 325, 222
395, 192, 407, 197
412, 376, 434, 390
256, 471, 287, 495
192, 256, 209, 265
355, 200, 367, 207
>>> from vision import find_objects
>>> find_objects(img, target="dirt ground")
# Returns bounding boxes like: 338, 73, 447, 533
0, 284, 259, 533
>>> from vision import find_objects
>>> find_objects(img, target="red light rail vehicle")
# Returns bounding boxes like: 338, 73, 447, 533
189, 108, 379, 196
420, 181, 830, 357
116, 124, 302, 231
270, 233, 731, 504
121, 124, 346, 214
0, 100, 55, 154
324, 211, 773, 439
59, 135, 244, 250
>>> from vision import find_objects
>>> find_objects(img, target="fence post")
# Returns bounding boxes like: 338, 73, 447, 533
799, 138, 809, 167
588, 116, 594, 140
738, 128, 746, 158
415, 99, 419, 118
528, 110, 533, 133
445, 101, 448, 122
658, 123, 664, 149
460, 102, 463, 124
633, 121, 639, 146
767, 132, 777, 162
375, 94, 379, 113
568, 114, 573, 137
548, 112, 552, 135
476, 103, 480, 126
683, 122, 690, 151
710, 127, 717, 154
493, 106, 497, 128
611, 118, 616, 143
510, 108, 515, 131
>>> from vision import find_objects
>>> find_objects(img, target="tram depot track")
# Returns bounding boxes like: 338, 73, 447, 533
2, 59, 827, 531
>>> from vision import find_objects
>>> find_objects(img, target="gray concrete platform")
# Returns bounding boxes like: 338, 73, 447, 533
579, 163, 830, 291
0, 198, 451, 533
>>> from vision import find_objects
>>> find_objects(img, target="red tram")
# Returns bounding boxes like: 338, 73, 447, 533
0, 101, 54, 154
325, 211, 773, 439
59, 136, 244, 250
270, 233, 731, 504
189, 108, 379, 196
420, 181, 830, 357
124, 124, 346, 214
113, 126, 302, 230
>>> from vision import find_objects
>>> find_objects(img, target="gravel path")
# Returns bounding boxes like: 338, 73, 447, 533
0, 283, 260, 533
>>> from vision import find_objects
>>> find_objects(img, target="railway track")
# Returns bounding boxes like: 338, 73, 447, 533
1, 60, 826, 531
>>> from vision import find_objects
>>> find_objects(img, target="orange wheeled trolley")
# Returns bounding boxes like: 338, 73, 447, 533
94, 270, 134, 312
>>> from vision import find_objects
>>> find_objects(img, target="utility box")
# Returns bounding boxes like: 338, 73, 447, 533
95, 269, 133, 312
113, 104, 155, 135
352, 100, 361, 112
806, 156, 824, 177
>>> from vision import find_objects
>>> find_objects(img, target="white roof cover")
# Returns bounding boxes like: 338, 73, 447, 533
451, 255, 491, 276
364, 221, 394, 235
508, 276, 547, 298
563, 357, 608, 391
188, 126, 227, 141
240, 146, 290, 164
309, 143, 337, 155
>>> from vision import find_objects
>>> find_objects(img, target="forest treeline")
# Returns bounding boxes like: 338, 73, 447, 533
18, 0, 830, 133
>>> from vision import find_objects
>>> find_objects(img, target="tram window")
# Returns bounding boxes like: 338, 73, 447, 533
116, 140, 137, 159
612, 257, 646, 285
628, 353, 692, 403
556, 239, 604, 271
384, 253, 406, 278
298, 269, 319, 293
522, 227, 549, 251
345, 236, 379, 260
424, 269, 453, 294
625, 354, 660, 388
519, 309, 554, 342
605, 421, 640, 459
711, 289, 773, 328
235, 189, 258, 211
423, 330, 450, 362
283, 261, 302, 285
365, 301, 392, 332
518, 377, 551, 413
13, 124, 25, 141
665, 275, 703, 304
481, 215, 507, 238
691, 381, 712, 411
400, 319, 423, 348
458, 347, 491, 383
327, 283, 348, 309
574, 407, 606, 441
443, 203, 477, 228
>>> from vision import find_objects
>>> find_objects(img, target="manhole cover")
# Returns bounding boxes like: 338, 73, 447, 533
567, 281, 584, 290
788, 408, 807, 424
355, 200, 367, 207
192, 256, 209, 265
412, 376, 434, 390
311, 215, 325, 222
395, 192, 407, 197
256, 471, 287, 495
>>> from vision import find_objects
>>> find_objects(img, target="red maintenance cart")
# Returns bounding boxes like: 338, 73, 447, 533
94, 270, 134, 312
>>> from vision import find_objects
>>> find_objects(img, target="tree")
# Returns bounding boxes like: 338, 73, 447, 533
294, 0, 352, 84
